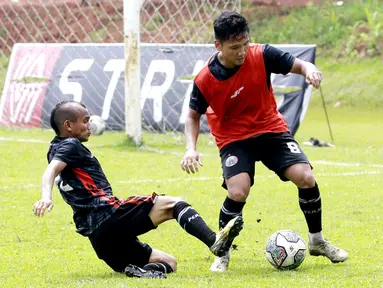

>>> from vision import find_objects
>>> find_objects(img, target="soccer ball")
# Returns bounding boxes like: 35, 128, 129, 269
89, 115, 106, 135
265, 230, 306, 270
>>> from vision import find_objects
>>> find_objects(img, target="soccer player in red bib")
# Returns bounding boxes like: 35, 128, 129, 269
180, 11, 348, 272
33, 101, 243, 278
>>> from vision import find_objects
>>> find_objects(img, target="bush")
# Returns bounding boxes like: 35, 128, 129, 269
343, 8, 383, 58
242, 0, 383, 58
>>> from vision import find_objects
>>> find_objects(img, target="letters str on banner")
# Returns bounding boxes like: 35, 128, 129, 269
0, 43, 316, 134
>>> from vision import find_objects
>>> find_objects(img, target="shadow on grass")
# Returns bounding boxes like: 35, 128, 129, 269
69, 271, 126, 280
230, 258, 348, 276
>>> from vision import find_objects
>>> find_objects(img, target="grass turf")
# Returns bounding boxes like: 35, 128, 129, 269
0, 106, 382, 287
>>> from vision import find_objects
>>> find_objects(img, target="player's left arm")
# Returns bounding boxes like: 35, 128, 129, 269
263, 44, 322, 89
290, 58, 322, 89
33, 160, 67, 217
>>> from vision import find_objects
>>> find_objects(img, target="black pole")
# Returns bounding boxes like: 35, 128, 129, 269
319, 86, 334, 143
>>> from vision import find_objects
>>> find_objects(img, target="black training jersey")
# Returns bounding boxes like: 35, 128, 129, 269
190, 44, 295, 114
47, 136, 121, 236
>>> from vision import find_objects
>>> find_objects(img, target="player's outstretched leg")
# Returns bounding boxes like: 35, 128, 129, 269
308, 238, 348, 263
210, 216, 243, 257
124, 264, 167, 279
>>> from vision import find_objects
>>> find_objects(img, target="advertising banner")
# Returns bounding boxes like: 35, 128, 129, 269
0, 43, 316, 134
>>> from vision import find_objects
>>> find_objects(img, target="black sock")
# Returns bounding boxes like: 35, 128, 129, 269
219, 196, 246, 229
298, 182, 322, 233
173, 201, 216, 248
143, 261, 173, 274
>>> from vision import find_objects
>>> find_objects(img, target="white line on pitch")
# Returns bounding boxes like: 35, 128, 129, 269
1, 137, 383, 168
116, 170, 383, 184
312, 160, 383, 168
2, 170, 382, 190
0, 137, 108, 148
0, 137, 48, 143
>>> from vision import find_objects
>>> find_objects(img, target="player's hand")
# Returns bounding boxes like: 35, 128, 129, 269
306, 69, 322, 89
33, 198, 53, 217
180, 149, 203, 174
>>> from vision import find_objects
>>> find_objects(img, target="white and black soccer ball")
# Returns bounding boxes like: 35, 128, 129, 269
89, 115, 106, 135
265, 230, 306, 270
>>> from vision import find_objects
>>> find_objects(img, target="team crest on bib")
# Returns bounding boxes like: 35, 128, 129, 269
225, 155, 238, 167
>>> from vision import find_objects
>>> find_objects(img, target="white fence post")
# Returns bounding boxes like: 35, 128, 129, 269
124, 0, 142, 145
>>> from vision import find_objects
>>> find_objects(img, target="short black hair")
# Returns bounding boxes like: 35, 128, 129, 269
50, 101, 86, 135
214, 11, 249, 42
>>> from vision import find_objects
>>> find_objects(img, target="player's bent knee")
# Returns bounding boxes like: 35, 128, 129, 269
286, 163, 315, 188
149, 249, 177, 272
226, 173, 251, 201
149, 196, 184, 226
163, 254, 177, 272
163, 196, 185, 210
228, 187, 249, 201
165, 196, 183, 203
156, 196, 183, 208
172, 197, 184, 205
298, 170, 315, 188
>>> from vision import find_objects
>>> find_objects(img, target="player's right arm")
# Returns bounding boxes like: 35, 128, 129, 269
33, 159, 67, 217
180, 83, 208, 174
181, 108, 203, 174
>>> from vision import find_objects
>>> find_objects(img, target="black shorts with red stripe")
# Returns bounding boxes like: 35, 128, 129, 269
88, 192, 158, 272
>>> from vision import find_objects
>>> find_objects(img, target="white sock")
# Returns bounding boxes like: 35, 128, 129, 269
309, 231, 324, 244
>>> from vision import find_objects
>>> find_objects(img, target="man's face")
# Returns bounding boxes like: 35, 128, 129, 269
215, 34, 250, 68
68, 107, 91, 142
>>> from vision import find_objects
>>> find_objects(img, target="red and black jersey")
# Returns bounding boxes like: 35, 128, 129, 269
47, 136, 120, 236
192, 44, 293, 149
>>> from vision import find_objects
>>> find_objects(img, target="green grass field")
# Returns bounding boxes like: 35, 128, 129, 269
1, 106, 383, 288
